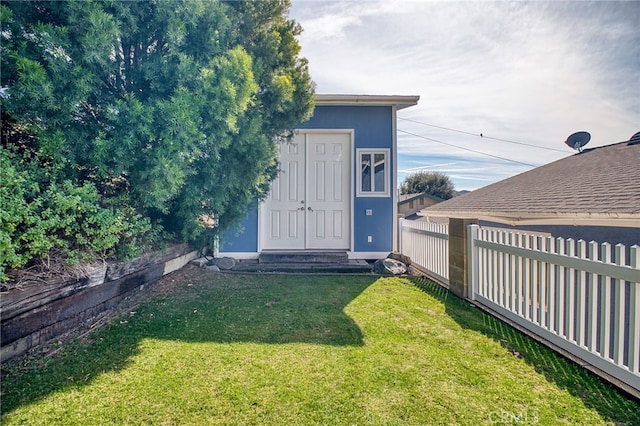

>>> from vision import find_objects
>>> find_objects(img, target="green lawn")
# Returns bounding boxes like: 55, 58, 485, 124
1, 271, 638, 425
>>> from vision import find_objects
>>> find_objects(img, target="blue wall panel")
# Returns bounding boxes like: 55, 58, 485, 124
353, 197, 394, 252
219, 203, 258, 252
299, 106, 392, 148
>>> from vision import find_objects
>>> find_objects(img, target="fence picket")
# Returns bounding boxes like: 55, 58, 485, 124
496, 232, 507, 305
497, 231, 503, 304
515, 233, 523, 317
523, 235, 532, 320
629, 246, 639, 374
468, 225, 479, 300
600, 243, 612, 360
555, 238, 566, 337
613, 244, 625, 366
545, 237, 558, 332
481, 229, 488, 298
576, 240, 587, 347
491, 230, 498, 302
567, 239, 577, 343
531, 235, 538, 323
508, 232, 516, 312
538, 236, 547, 328
587, 241, 599, 353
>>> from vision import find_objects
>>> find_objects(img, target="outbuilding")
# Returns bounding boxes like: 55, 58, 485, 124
219, 94, 419, 259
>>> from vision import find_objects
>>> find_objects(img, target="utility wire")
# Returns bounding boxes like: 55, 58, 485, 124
397, 128, 538, 167
398, 116, 571, 153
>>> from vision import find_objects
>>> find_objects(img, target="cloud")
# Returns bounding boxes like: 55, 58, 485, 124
290, 0, 640, 190
293, 0, 409, 41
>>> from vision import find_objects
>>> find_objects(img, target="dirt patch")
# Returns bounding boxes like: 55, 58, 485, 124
143, 263, 211, 297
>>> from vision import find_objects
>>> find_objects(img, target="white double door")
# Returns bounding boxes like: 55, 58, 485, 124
261, 131, 351, 250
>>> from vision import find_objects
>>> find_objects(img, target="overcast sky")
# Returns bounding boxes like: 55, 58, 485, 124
289, 0, 640, 191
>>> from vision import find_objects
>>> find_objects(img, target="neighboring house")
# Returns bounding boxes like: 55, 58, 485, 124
220, 94, 419, 259
421, 136, 640, 246
398, 192, 442, 219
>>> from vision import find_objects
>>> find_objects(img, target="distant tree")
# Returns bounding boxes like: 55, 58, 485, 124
400, 171, 455, 200
1, 0, 315, 244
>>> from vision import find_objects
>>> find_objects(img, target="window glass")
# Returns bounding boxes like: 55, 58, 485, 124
374, 153, 385, 192
361, 153, 371, 192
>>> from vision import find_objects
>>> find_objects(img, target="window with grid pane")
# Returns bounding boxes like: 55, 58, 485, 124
357, 149, 389, 197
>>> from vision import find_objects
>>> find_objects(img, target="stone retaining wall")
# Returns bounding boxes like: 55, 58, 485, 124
0, 244, 198, 362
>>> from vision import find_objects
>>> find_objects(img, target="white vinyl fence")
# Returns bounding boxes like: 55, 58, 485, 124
468, 225, 640, 393
398, 219, 640, 393
399, 219, 449, 285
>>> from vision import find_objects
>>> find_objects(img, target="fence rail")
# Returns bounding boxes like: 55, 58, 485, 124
468, 225, 640, 393
399, 219, 449, 285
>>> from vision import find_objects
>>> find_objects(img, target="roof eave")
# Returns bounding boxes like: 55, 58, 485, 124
315, 94, 420, 110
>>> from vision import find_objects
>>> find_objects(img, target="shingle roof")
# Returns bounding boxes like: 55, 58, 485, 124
422, 139, 640, 226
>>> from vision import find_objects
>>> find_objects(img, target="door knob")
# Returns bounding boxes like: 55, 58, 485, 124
308, 207, 314, 212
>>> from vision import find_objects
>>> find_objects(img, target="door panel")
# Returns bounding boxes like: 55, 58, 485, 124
262, 135, 305, 249
262, 132, 350, 250
306, 133, 350, 249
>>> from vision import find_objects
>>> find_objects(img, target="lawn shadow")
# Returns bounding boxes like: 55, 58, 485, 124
141, 272, 376, 346
410, 277, 640, 424
1, 272, 376, 414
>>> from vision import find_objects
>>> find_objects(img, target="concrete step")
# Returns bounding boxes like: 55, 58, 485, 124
258, 251, 349, 264
230, 259, 372, 274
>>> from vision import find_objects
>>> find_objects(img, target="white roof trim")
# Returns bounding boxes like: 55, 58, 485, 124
315, 94, 419, 110
419, 210, 640, 228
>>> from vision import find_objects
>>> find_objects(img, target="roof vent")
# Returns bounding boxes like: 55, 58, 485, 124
628, 131, 640, 145
564, 131, 591, 152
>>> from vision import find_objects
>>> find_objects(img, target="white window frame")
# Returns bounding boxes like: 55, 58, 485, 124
356, 148, 390, 197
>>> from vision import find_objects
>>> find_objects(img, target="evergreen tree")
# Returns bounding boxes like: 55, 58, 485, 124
1, 0, 314, 245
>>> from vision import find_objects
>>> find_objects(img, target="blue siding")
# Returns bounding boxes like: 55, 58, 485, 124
299, 106, 392, 148
219, 203, 258, 252
221, 104, 396, 255
354, 197, 394, 252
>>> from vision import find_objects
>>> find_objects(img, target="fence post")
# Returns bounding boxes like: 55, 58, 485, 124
398, 218, 404, 255
448, 217, 478, 299
467, 224, 479, 300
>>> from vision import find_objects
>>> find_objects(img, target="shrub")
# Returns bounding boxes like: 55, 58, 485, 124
0, 146, 162, 282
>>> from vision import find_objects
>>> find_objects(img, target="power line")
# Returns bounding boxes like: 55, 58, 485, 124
397, 128, 538, 167
398, 117, 571, 154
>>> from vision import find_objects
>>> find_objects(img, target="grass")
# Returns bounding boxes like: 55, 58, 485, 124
1, 272, 638, 425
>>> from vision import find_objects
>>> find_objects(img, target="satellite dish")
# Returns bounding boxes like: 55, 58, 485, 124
564, 131, 591, 152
